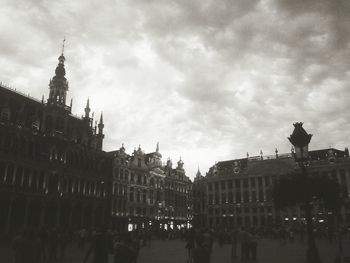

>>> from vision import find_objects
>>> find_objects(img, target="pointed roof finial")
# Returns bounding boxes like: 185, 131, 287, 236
196, 166, 201, 177
61, 36, 66, 55
156, 142, 159, 152
120, 143, 125, 151
99, 112, 103, 124
84, 98, 91, 118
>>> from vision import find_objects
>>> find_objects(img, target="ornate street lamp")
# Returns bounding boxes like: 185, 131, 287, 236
288, 122, 312, 162
288, 122, 321, 263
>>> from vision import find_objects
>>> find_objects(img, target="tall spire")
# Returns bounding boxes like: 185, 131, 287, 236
47, 38, 69, 107
98, 112, 104, 134
156, 142, 159, 152
99, 112, 103, 124
61, 37, 66, 56
84, 98, 90, 118
196, 166, 201, 177
70, 98, 73, 112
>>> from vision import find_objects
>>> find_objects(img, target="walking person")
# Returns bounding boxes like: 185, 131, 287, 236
185, 229, 195, 263
21, 229, 41, 263
230, 228, 238, 261
238, 227, 250, 262
47, 228, 58, 262
38, 228, 48, 262
114, 233, 136, 263
131, 232, 141, 263
83, 227, 112, 263
12, 230, 25, 263
248, 228, 258, 261
193, 234, 210, 263
58, 229, 69, 259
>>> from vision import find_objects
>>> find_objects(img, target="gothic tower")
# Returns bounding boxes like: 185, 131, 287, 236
97, 112, 104, 150
47, 39, 69, 109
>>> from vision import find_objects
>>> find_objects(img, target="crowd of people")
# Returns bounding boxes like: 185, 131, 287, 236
11, 227, 70, 263
10, 226, 149, 263
185, 227, 259, 263
7, 222, 350, 263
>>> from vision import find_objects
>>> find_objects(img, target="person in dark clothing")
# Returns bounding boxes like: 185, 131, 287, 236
185, 229, 195, 263
114, 233, 137, 263
231, 228, 238, 259
193, 234, 210, 263
58, 229, 69, 258
12, 231, 25, 263
83, 228, 112, 263
38, 228, 48, 262
47, 228, 58, 262
22, 229, 41, 263
248, 229, 258, 261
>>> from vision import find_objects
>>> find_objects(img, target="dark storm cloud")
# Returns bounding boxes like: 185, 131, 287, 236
0, 0, 349, 177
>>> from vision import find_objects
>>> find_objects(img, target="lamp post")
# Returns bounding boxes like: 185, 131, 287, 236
288, 122, 321, 263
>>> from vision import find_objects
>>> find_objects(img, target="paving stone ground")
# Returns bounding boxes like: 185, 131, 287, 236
1, 238, 349, 263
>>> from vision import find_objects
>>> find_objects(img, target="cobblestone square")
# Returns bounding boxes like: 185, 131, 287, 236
1, 237, 350, 263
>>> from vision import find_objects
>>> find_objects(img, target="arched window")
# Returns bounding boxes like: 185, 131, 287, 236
48, 173, 59, 194
137, 174, 141, 184
5, 164, 14, 184
125, 170, 129, 181
0, 162, 5, 184
22, 168, 30, 188
38, 172, 45, 192
31, 170, 38, 191
15, 166, 23, 186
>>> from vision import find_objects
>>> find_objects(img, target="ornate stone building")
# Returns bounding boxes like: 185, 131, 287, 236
110, 144, 193, 232
0, 50, 110, 235
193, 148, 350, 229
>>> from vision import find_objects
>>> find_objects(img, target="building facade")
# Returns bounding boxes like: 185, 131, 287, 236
0, 51, 110, 235
110, 144, 193, 232
193, 148, 350, 229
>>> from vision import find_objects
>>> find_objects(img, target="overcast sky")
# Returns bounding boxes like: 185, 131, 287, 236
1, 0, 349, 179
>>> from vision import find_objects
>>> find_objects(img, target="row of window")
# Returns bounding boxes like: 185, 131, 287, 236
112, 197, 190, 218
207, 176, 273, 192
116, 169, 163, 187
208, 215, 276, 226
115, 169, 191, 193
207, 189, 271, 205
0, 162, 106, 198
112, 204, 190, 218
208, 206, 273, 215
0, 132, 106, 172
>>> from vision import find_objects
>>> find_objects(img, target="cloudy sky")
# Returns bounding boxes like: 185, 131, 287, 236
0, 0, 349, 179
